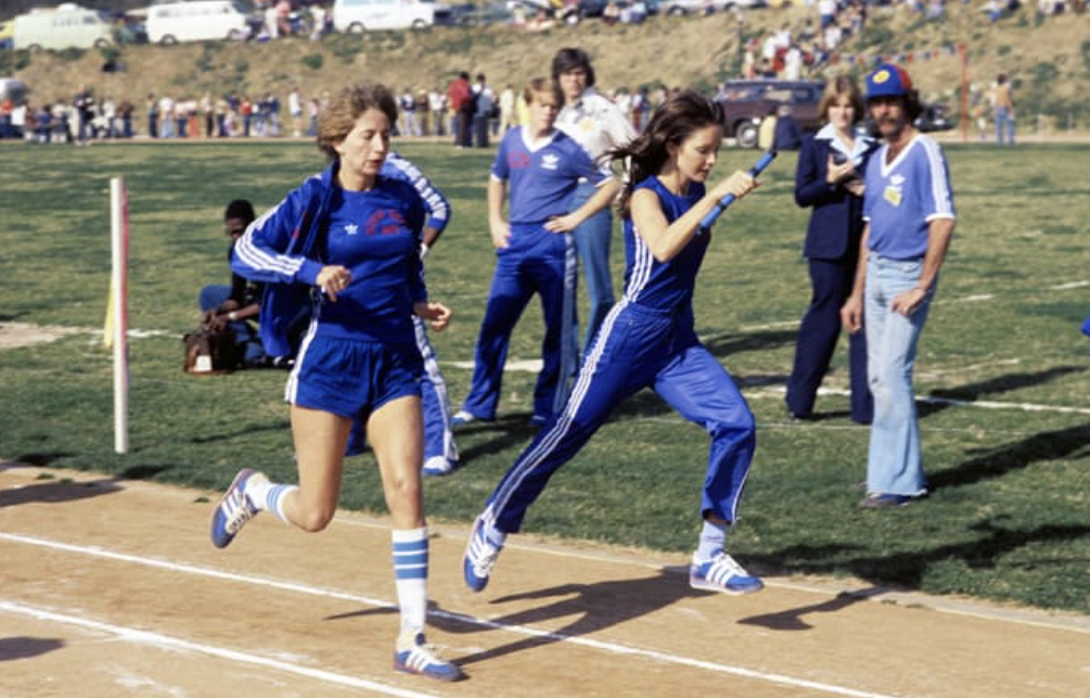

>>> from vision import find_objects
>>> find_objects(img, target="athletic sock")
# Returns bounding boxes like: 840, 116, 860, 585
264, 484, 297, 523
695, 519, 727, 562
243, 477, 296, 524
392, 527, 429, 635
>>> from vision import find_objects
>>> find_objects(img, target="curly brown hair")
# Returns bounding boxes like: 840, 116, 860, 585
317, 83, 398, 161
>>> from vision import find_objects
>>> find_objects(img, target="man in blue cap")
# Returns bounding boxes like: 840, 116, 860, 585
839, 64, 957, 508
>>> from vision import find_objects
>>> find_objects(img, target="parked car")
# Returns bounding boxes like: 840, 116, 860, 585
914, 102, 953, 132
146, 0, 257, 45
332, 0, 442, 31
716, 79, 825, 148
658, 0, 735, 14
440, 1, 520, 24
12, 3, 115, 51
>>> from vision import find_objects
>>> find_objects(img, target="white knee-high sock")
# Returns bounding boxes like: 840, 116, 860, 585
244, 477, 296, 524
391, 527, 429, 636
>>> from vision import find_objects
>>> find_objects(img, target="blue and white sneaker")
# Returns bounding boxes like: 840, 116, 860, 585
689, 552, 764, 595
450, 410, 477, 429
393, 632, 466, 682
422, 456, 459, 478
463, 516, 503, 593
210, 469, 267, 549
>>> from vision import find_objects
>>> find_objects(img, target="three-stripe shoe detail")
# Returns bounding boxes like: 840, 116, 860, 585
210, 469, 265, 549
689, 552, 764, 595
463, 516, 502, 593
393, 633, 465, 682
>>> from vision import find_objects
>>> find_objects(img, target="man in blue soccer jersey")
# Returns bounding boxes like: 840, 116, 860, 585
840, 64, 956, 509
453, 77, 620, 428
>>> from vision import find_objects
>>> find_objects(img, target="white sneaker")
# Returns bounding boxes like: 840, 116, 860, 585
689, 552, 764, 595
450, 410, 476, 428
422, 456, 459, 477
393, 631, 465, 682
210, 469, 268, 549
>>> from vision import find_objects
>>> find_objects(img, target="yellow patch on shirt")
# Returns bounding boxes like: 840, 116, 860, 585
884, 185, 902, 207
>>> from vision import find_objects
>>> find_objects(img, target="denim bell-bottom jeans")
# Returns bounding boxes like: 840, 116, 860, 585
570, 180, 616, 354
864, 254, 935, 496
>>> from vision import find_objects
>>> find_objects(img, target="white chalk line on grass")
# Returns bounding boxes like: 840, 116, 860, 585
0, 599, 443, 698
747, 385, 1090, 417
0, 531, 902, 698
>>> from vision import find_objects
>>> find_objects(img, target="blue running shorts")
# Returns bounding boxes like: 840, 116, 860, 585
288, 335, 423, 419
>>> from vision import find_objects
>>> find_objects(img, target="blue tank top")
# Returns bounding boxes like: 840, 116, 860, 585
622, 176, 709, 314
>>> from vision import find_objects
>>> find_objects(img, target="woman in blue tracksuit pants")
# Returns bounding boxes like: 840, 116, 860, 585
463, 90, 766, 597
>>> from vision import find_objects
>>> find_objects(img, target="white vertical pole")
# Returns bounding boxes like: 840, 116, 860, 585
111, 177, 129, 454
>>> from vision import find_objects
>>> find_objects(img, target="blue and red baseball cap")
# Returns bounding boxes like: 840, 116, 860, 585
866, 64, 913, 99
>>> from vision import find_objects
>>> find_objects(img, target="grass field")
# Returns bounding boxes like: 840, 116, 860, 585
1, 139, 1088, 614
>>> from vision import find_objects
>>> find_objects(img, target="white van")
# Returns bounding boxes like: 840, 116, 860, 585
12, 4, 114, 51
146, 0, 254, 45
332, 0, 438, 32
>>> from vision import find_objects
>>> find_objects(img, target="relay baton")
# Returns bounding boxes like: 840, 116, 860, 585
696, 150, 777, 236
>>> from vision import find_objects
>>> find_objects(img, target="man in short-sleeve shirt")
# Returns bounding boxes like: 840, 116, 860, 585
842, 64, 956, 508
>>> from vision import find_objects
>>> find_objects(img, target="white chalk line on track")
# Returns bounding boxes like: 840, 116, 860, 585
0, 599, 443, 698
0, 530, 903, 698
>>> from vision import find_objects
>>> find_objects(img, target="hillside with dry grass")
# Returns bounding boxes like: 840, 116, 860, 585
4, 2, 1089, 131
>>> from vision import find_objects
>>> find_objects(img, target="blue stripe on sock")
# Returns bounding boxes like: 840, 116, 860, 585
394, 567, 428, 580
265, 485, 292, 514
394, 551, 429, 564
392, 538, 428, 580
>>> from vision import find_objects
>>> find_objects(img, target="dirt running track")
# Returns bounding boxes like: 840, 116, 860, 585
1, 463, 1088, 698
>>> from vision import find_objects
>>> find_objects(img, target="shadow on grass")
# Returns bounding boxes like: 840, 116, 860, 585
750, 518, 1090, 591
0, 637, 65, 661
931, 421, 1090, 491
190, 420, 290, 444
703, 329, 798, 358
9, 452, 72, 467
430, 568, 705, 667
118, 464, 175, 480
0, 312, 32, 323
919, 365, 1085, 418
456, 414, 545, 461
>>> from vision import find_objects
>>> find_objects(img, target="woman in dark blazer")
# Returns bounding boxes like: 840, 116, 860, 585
786, 77, 878, 424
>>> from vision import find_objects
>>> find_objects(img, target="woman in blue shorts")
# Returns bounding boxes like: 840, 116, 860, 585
463, 91, 766, 597
208, 82, 464, 682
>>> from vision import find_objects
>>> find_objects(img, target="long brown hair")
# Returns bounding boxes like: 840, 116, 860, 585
817, 76, 865, 124
607, 90, 724, 218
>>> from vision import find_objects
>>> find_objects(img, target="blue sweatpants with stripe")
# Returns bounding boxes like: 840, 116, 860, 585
481, 300, 756, 534
460, 225, 578, 422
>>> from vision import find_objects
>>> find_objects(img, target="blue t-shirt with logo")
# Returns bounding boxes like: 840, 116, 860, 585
317, 177, 426, 344
491, 126, 611, 225
863, 133, 955, 260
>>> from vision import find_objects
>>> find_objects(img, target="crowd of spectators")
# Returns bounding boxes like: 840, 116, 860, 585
0, 78, 666, 144
1, 0, 1065, 144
